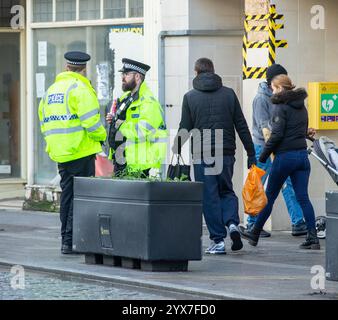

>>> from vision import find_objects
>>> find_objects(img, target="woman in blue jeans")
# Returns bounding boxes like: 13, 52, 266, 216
240, 75, 320, 250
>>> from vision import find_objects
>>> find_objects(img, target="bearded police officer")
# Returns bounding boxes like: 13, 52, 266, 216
107, 58, 167, 176
39, 51, 107, 254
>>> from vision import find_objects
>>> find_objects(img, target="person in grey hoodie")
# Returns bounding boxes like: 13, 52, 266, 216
241, 64, 307, 237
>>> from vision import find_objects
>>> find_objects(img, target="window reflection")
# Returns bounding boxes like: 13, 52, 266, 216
56, 0, 76, 22
33, 0, 53, 23
33, 27, 113, 183
104, 0, 126, 19
129, 0, 143, 18
79, 0, 100, 20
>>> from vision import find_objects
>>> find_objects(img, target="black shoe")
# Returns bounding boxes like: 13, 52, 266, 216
299, 229, 320, 250
239, 225, 261, 246
242, 225, 271, 238
61, 244, 73, 254
230, 229, 243, 251
292, 221, 308, 236
259, 229, 271, 238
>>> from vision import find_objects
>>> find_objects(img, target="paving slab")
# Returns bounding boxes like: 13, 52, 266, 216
0, 209, 337, 300
0, 199, 24, 210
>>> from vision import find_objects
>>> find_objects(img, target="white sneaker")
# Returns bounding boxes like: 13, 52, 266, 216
205, 241, 226, 254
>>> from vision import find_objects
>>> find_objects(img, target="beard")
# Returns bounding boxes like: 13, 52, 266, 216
122, 78, 137, 92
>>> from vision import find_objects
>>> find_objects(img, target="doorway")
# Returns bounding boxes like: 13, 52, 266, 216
0, 32, 21, 178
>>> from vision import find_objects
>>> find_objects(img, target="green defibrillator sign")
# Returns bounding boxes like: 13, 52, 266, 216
321, 94, 338, 114
308, 82, 338, 130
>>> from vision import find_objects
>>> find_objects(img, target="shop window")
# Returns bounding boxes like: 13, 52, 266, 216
33, 27, 113, 183
79, 0, 100, 20
129, 0, 143, 18
104, 0, 126, 19
33, 0, 53, 23
56, 0, 76, 22
33, 25, 144, 184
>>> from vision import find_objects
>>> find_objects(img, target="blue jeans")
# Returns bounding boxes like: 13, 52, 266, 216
247, 144, 304, 227
254, 150, 316, 231
194, 156, 239, 243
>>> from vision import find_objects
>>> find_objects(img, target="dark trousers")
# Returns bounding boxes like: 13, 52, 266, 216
194, 156, 239, 243
255, 150, 316, 231
58, 155, 96, 246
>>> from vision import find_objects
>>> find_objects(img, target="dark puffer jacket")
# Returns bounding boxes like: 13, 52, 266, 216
176, 72, 255, 159
259, 88, 309, 163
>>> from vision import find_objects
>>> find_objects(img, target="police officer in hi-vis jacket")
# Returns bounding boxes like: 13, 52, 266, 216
107, 58, 167, 177
39, 51, 106, 254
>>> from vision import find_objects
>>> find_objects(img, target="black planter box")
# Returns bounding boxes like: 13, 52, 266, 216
73, 177, 203, 271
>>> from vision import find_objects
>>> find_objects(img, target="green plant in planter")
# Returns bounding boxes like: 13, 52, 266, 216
113, 168, 149, 180
111, 168, 190, 182
165, 174, 190, 182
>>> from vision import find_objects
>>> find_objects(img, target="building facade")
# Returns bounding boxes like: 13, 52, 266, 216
143, 0, 338, 230
0, 0, 337, 229
0, 0, 144, 200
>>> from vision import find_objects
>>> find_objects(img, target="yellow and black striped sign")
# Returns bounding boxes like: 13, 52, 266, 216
243, 67, 267, 80
246, 40, 288, 49
245, 14, 283, 21
244, 21, 284, 32
243, 4, 288, 80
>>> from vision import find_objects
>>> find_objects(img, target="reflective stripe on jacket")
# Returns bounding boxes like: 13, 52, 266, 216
112, 82, 168, 171
39, 71, 107, 163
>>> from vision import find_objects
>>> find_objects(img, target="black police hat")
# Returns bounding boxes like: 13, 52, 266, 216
119, 58, 151, 76
64, 51, 91, 66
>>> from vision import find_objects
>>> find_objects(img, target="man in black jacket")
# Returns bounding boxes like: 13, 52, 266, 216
173, 58, 256, 254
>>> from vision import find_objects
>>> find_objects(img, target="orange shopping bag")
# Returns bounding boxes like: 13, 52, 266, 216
242, 165, 268, 216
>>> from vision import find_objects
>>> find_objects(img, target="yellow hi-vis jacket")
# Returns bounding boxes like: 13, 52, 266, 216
39, 71, 107, 163
111, 82, 168, 171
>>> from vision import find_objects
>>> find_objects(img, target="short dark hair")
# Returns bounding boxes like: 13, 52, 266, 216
194, 58, 215, 74
67, 64, 86, 73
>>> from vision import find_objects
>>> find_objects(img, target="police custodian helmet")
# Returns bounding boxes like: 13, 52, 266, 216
64, 51, 91, 65
119, 58, 151, 76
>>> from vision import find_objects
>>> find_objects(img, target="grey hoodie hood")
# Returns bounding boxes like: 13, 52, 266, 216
257, 81, 273, 97
252, 82, 274, 146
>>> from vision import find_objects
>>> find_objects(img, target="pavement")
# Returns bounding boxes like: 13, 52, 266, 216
0, 206, 338, 300
0, 199, 24, 210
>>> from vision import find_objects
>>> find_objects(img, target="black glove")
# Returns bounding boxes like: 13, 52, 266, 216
247, 155, 257, 169
258, 150, 270, 164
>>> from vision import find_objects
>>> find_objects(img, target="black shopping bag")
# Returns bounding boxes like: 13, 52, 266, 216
167, 154, 191, 181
